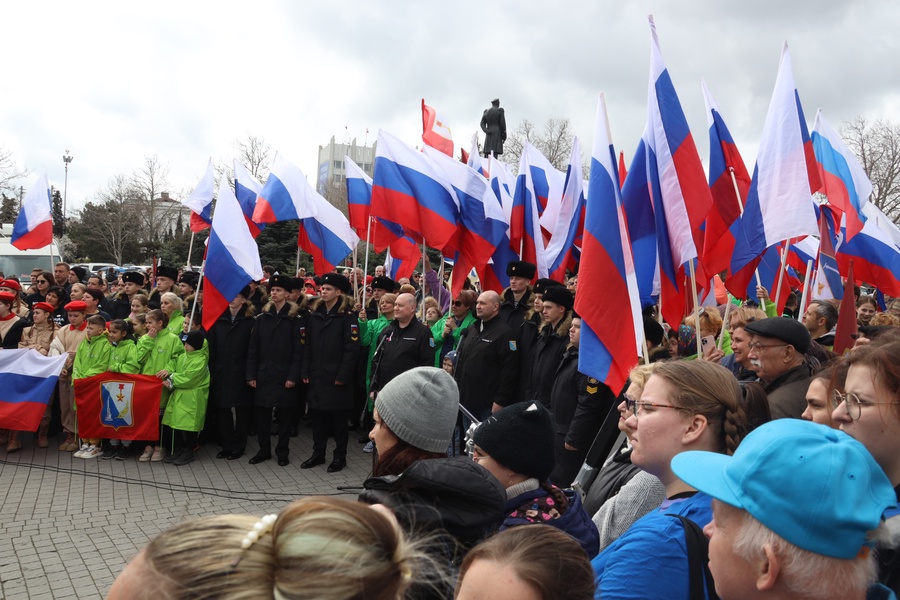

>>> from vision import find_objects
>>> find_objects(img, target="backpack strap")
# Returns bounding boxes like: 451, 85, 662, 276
667, 513, 719, 600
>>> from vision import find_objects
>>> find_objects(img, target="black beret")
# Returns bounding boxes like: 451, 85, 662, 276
321, 273, 351, 294
156, 266, 179, 281
371, 276, 397, 292
506, 261, 536, 280
744, 317, 811, 354
532, 278, 564, 296
122, 271, 144, 285
540, 286, 574, 311
268, 274, 294, 292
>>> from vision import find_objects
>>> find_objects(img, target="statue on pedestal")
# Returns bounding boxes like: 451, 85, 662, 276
480, 98, 506, 157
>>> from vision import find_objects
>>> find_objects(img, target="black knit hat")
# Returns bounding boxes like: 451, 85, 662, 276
321, 272, 352, 294
532, 278, 564, 296
473, 402, 556, 481
541, 286, 574, 311
156, 265, 179, 281
70, 266, 87, 283
181, 329, 206, 350
506, 261, 536, 280
268, 274, 294, 292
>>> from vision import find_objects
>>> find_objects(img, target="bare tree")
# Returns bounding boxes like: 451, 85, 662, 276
234, 135, 271, 180
0, 145, 27, 197
129, 154, 176, 250
72, 175, 139, 264
503, 118, 575, 173
842, 116, 900, 222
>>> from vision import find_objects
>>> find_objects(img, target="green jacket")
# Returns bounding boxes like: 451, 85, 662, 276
137, 329, 184, 408
166, 312, 185, 337
162, 340, 210, 433
109, 339, 141, 374
361, 315, 393, 393
431, 312, 477, 367
72, 333, 112, 380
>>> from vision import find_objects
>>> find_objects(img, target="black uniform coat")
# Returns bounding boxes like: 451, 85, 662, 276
498, 287, 534, 333
301, 296, 360, 411
480, 105, 507, 157
105, 292, 132, 321
371, 318, 435, 391
246, 301, 303, 409
529, 314, 573, 409
549, 345, 617, 485
209, 304, 256, 408
454, 316, 519, 413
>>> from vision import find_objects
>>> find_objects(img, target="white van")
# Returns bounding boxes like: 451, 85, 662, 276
0, 223, 64, 280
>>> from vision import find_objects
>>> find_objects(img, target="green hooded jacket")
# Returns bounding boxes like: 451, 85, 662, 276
137, 329, 184, 408
431, 312, 476, 367
166, 312, 185, 337
361, 314, 393, 393
109, 339, 140, 374
162, 339, 209, 433
72, 333, 112, 380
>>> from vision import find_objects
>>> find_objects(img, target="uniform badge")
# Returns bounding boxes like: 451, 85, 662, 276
350, 323, 359, 341
101, 381, 134, 430
509, 340, 517, 351
586, 377, 599, 394
429, 338, 435, 348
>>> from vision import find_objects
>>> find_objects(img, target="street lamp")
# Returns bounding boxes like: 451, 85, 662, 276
62, 150, 73, 219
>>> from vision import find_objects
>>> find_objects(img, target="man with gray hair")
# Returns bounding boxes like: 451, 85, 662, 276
802, 299, 839, 350
454, 291, 519, 421
672, 419, 896, 600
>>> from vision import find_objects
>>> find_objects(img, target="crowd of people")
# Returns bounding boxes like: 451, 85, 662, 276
1, 257, 899, 599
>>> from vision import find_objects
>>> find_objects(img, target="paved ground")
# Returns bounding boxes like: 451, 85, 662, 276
0, 426, 374, 599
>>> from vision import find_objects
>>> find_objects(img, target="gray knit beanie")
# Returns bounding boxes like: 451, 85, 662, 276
374, 367, 459, 453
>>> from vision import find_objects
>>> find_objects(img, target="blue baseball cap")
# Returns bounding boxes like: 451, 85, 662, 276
671, 419, 896, 559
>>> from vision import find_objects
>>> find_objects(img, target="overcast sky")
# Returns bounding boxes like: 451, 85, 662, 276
2, 1, 899, 215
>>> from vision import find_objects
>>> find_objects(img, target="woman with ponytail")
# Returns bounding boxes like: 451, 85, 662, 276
591, 360, 769, 600
107, 496, 447, 599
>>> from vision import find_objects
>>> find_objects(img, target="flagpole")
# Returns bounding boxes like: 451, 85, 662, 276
352, 241, 359, 300
295, 247, 300, 275
688, 260, 701, 360
187, 258, 206, 332
420, 238, 427, 321
773, 240, 791, 315
728, 168, 766, 313
361, 216, 373, 309
798, 258, 813, 321
186, 232, 196, 269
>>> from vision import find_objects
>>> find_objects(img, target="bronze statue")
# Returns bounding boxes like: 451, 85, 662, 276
480, 98, 506, 157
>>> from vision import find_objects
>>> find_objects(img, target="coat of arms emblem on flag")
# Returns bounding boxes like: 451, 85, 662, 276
101, 381, 134, 430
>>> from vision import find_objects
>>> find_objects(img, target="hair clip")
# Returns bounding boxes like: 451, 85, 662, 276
231, 514, 277, 568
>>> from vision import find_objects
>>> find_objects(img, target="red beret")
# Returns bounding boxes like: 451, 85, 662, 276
0, 279, 22, 292
0, 291, 15, 303
33, 302, 56, 313
64, 300, 88, 312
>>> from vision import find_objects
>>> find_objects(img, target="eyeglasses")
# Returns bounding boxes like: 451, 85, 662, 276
831, 390, 898, 421
748, 342, 787, 352
623, 397, 680, 417
452, 300, 464, 307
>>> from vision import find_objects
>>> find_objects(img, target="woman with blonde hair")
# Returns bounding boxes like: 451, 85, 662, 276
108, 497, 445, 599
160, 292, 185, 335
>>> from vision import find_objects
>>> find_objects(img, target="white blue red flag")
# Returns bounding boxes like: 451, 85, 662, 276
203, 176, 264, 331
0, 350, 67, 431
371, 130, 460, 253
576, 93, 642, 395
181, 158, 214, 233
729, 43, 821, 299
252, 153, 319, 224
421, 99, 454, 157
546, 138, 586, 283
836, 202, 900, 297
645, 16, 713, 326
621, 133, 660, 309
480, 156, 519, 292
701, 80, 751, 279
812, 110, 872, 241
233, 161, 265, 238
384, 241, 421, 281
511, 143, 551, 279
466, 132, 488, 177
11, 171, 53, 251
345, 156, 374, 239
297, 191, 360, 276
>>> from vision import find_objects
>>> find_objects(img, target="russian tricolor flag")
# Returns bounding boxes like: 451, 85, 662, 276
621, 133, 659, 309
345, 156, 406, 253
181, 158, 215, 233
11, 172, 53, 251
371, 130, 460, 253
480, 156, 519, 292
701, 80, 751, 279
203, 176, 264, 331
0, 350, 68, 431
729, 43, 821, 299
836, 202, 900, 297
812, 110, 872, 241
576, 93, 642, 395
645, 15, 713, 326
253, 153, 319, 224
384, 240, 421, 281
511, 144, 550, 279
234, 161, 265, 238
298, 191, 360, 276
546, 138, 586, 283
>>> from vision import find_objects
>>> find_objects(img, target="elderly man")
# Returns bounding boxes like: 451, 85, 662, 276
370, 293, 434, 393
672, 419, 896, 600
744, 317, 816, 419
803, 299, 839, 350
454, 291, 519, 421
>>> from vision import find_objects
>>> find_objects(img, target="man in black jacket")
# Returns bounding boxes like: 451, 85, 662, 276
371, 293, 435, 392
498, 261, 536, 332
301, 273, 360, 473
455, 291, 519, 422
